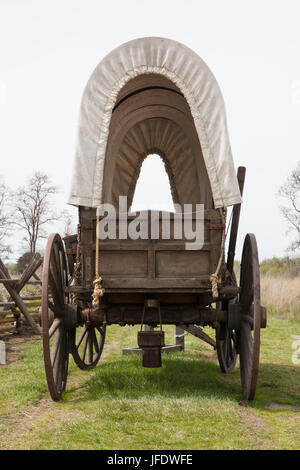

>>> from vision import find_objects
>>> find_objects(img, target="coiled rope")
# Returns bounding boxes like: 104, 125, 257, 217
210, 207, 227, 298
92, 211, 105, 307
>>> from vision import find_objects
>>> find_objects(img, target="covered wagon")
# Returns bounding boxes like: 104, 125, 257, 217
40, 37, 266, 401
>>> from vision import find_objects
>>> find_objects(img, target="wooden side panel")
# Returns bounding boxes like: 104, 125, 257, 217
156, 250, 211, 278
100, 251, 148, 277
78, 208, 224, 291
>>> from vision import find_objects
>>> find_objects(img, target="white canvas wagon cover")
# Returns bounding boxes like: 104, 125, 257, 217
68, 37, 241, 209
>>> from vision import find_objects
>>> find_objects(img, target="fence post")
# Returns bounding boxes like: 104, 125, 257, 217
175, 326, 185, 351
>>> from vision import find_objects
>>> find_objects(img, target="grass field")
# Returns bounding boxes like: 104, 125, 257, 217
0, 276, 299, 450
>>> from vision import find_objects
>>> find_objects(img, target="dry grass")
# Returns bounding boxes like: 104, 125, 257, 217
261, 274, 300, 318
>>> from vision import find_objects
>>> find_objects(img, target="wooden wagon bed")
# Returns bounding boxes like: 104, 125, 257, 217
65, 209, 228, 294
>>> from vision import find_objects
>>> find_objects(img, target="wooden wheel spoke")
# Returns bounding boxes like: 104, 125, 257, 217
58, 250, 68, 302
223, 334, 228, 359
76, 326, 89, 348
72, 325, 106, 370
93, 329, 100, 353
50, 326, 63, 366
226, 331, 232, 360
49, 317, 62, 338
50, 253, 61, 295
97, 326, 104, 336
231, 332, 237, 353
53, 336, 63, 385
88, 330, 94, 363
81, 330, 89, 362
48, 300, 63, 319
48, 269, 63, 306
216, 311, 237, 374
229, 341, 234, 361
52, 242, 63, 285
55, 334, 68, 390
48, 300, 55, 311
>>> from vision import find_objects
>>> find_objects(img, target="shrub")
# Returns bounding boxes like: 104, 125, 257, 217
260, 257, 300, 277
16, 252, 41, 273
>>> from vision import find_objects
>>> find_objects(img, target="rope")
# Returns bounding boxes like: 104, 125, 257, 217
92, 212, 105, 307
72, 220, 82, 305
210, 208, 226, 298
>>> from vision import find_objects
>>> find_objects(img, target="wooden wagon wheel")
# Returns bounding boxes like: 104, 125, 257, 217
41, 233, 75, 401
237, 233, 261, 400
216, 300, 238, 374
71, 324, 106, 370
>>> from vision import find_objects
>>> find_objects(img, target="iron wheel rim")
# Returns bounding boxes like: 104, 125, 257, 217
41, 233, 70, 401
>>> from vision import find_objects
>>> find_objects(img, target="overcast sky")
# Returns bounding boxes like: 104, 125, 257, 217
0, 0, 299, 261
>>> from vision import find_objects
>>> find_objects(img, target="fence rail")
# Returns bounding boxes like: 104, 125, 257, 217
0, 297, 41, 332
0, 255, 42, 334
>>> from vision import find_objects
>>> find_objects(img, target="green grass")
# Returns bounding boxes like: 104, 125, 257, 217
0, 313, 299, 450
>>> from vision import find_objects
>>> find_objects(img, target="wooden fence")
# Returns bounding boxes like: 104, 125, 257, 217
0, 295, 41, 333
0, 255, 42, 334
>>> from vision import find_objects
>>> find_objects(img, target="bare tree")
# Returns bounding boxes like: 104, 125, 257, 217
278, 161, 300, 252
0, 177, 13, 260
13, 172, 62, 253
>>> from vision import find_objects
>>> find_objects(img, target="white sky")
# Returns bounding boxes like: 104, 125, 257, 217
0, 0, 299, 261
131, 154, 176, 213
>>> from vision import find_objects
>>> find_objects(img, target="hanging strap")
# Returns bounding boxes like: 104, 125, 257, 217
140, 300, 162, 332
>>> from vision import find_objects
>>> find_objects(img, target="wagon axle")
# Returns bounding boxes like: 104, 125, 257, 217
78, 302, 267, 331
39, 302, 267, 332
